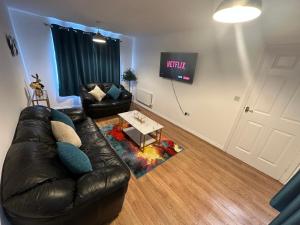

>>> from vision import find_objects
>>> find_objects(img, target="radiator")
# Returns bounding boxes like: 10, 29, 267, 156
136, 89, 153, 108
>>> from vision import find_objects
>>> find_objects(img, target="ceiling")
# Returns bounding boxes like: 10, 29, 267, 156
5, 0, 300, 42
6, 0, 213, 36
262, 0, 300, 44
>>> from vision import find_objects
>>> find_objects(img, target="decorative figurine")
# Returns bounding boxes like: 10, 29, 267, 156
30, 74, 44, 97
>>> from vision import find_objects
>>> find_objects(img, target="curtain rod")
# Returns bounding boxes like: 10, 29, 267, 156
43, 23, 122, 42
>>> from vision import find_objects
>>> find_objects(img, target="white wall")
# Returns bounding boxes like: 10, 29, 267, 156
0, 1, 27, 224
0, 0, 27, 169
133, 20, 265, 149
9, 8, 134, 109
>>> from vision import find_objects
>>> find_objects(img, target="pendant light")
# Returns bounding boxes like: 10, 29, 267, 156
213, 0, 262, 23
92, 21, 107, 44
92, 32, 106, 43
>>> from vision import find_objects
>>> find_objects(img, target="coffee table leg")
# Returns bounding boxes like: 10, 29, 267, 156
119, 118, 123, 129
139, 133, 143, 152
139, 134, 146, 152
158, 129, 162, 144
142, 135, 146, 152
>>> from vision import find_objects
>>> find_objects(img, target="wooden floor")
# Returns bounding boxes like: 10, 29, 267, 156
97, 105, 282, 225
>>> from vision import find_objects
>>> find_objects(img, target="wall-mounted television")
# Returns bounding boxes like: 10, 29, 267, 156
159, 52, 198, 84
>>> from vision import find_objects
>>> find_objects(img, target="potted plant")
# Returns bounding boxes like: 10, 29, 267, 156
122, 69, 137, 92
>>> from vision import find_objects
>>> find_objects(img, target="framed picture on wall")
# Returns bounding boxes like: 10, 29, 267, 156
6, 34, 19, 57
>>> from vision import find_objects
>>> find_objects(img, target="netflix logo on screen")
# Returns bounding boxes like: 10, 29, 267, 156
159, 52, 198, 84
166, 60, 186, 70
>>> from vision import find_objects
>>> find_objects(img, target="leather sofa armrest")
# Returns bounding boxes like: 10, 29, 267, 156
2, 179, 75, 218
75, 166, 130, 206
119, 88, 132, 100
59, 108, 86, 124
79, 86, 96, 109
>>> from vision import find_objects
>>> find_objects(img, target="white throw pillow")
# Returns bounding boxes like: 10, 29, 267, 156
88, 85, 106, 102
51, 121, 82, 147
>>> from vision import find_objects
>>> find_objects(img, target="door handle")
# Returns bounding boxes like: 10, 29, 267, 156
245, 106, 254, 113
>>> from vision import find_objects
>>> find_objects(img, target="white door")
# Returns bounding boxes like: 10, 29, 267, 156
227, 45, 300, 182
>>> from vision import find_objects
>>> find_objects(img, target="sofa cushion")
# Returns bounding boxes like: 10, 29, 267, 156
88, 85, 106, 102
19, 106, 51, 123
106, 85, 122, 100
1, 142, 70, 202
75, 118, 126, 169
88, 83, 116, 93
3, 179, 75, 218
81, 131, 124, 169
72, 113, 131, 205
57, 142, 93, 175
51, 121, 82, 147
75, 117, 99, 134
85, 83, 98, 91
59, 108, 87, 124
89, 98, 131, 109
13, 119, 55, 145
51, 109, 75, 129
75, 166, 130, 205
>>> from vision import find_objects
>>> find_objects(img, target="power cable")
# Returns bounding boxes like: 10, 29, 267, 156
170, 79, 189, 116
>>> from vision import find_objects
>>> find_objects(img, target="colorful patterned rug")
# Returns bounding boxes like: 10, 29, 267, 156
99, 124, 184, 178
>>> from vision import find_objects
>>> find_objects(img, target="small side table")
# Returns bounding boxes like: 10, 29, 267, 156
32, 90, 50, 107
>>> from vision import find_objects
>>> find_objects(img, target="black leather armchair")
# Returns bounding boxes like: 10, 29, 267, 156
1, 106, 130, 225
80, 83, 132, 118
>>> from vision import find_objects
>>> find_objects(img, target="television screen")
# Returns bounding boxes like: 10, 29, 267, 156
159, 52, 198, 84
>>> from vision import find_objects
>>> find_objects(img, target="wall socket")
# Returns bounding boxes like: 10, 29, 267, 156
234, 96, 241, 102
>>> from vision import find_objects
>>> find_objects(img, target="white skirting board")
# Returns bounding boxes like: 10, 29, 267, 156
133, 100, 224, 150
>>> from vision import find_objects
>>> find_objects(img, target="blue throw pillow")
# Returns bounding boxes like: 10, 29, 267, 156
51, 109, 75, 129
57, 142, 93, 174
107, 85, 122, 100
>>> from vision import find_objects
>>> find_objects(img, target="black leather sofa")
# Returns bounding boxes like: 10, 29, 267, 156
80, 83, 132, 118
1, 106, 130, 225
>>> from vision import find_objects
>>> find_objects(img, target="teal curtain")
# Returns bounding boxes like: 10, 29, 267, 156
269, 170, 300, 225
51, 24, 120, 96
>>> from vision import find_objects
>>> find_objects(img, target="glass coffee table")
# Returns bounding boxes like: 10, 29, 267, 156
118, 110, 164, 151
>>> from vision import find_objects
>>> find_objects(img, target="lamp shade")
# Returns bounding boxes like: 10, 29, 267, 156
213, 0, 262, 23
92, 32, 107, 44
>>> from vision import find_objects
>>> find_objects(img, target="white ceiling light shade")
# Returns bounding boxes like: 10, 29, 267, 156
213, 0, 262, 23
92, 32, 107, 44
